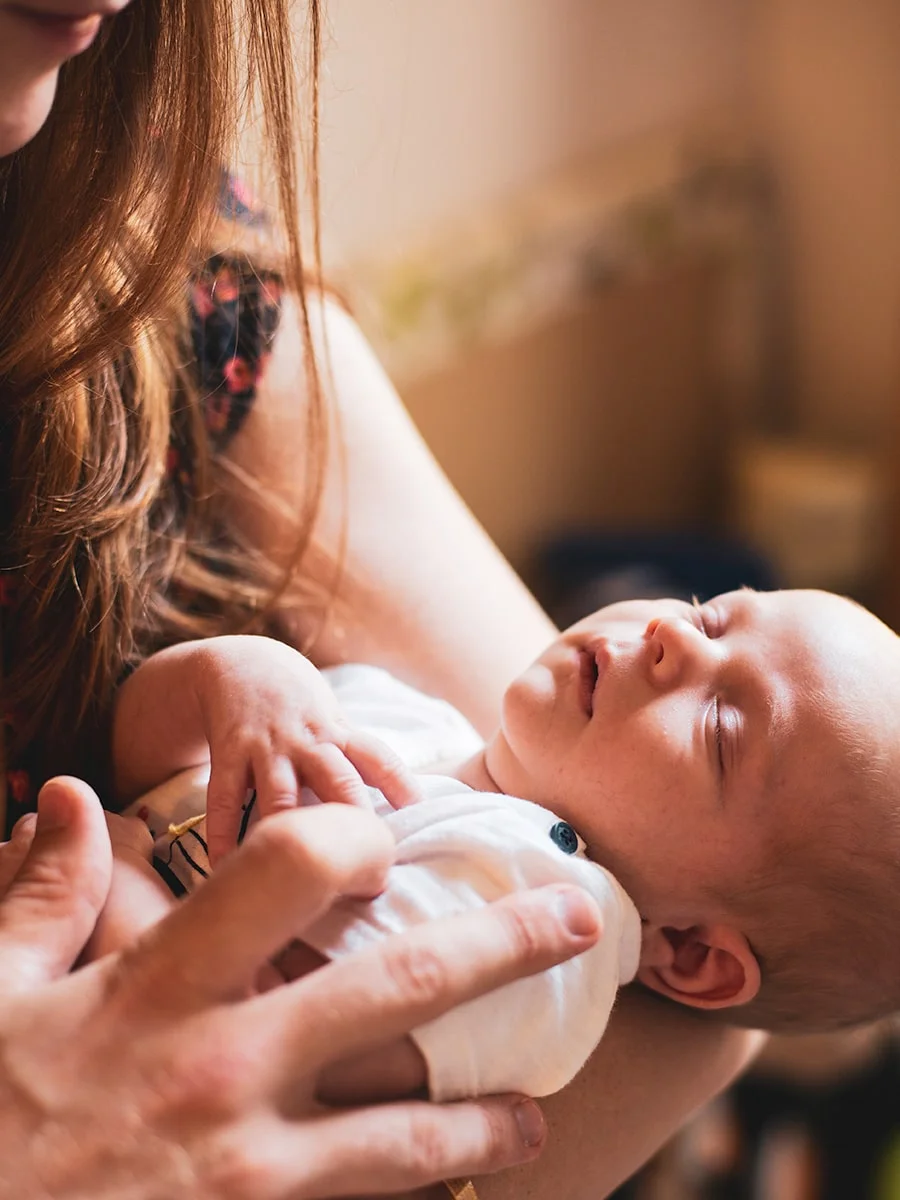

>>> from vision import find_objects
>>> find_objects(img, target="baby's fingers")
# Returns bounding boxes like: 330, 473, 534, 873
291, 741, 374, 810
344, 732, 423, 810
253, 755, 301, 819
206, 758, 252, 865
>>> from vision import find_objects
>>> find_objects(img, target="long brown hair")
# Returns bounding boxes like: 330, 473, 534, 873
0, 0, 325, 783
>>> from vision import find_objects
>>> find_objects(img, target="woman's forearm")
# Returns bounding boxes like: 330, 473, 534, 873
477, 989, 764, 1200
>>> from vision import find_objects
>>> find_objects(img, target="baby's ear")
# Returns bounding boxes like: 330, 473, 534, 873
637, 923, 760, 1011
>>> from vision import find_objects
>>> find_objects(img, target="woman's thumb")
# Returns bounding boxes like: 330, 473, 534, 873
0, 777, 112, 999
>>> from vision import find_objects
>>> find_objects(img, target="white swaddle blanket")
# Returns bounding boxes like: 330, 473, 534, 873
127, 665, 641, 1100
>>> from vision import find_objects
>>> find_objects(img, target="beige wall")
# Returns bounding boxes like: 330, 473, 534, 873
746, 0, 900, 443
313, 2, 754, 568
310, 2, 900, 569
319, 0, 751, 262
403, 266, 722, 574
317, 1, 900, 447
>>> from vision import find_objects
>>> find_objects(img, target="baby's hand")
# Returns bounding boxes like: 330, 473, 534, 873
193, 636, 421, 862
80, 813, 176, 965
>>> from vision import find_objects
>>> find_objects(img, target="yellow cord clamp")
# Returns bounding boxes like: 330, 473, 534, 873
444, 1180, 479, 1200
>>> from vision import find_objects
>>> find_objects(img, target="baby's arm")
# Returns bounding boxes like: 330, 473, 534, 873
111, 642, 214, 802
80, 813, 177, 963
112, 635, 420, 862
274, 939, 429, 1103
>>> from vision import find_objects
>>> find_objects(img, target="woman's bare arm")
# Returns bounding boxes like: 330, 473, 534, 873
476, 991, 763, 1200
222, 295, 555, 736
221, 296, 763, 1195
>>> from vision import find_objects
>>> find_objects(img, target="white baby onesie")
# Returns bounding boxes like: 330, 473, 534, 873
127, 665, 642, 1101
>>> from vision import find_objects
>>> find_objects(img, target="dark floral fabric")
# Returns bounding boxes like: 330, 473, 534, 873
186, 255, 283, 454
2, 174, 283, 835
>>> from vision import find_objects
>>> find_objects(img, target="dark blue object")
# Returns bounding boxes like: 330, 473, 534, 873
549, 821, 579, 855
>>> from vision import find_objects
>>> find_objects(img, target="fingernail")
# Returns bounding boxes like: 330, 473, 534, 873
554, 886, 600, 938
514, 1099, 545, 1148
36, 782, 72, 833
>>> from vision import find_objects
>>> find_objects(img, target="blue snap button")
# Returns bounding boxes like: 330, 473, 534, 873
549, 821, 579, 855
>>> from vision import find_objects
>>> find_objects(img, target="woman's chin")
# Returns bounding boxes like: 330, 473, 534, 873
0, 71, 58, 156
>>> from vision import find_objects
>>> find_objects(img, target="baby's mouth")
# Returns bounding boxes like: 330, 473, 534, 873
578, 649, 600, 717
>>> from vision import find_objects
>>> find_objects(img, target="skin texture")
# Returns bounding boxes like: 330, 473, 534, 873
86, 814, 434, 1104
486, 589, 895, 901
0, 778, 600, 1199
0, 2, 132, 154
472, 588, 900, 1013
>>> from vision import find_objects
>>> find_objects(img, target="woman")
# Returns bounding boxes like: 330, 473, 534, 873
0, 2, 761, 1197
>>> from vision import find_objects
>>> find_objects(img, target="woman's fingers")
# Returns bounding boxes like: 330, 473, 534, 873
120, 805, 395, 1007
214, 1095, 547, 1200
265, 883, 601, 1083
0, 778, 112, 999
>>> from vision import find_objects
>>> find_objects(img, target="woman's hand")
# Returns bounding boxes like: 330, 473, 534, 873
0, 775, 600, 1200
85, 812, 431, 1103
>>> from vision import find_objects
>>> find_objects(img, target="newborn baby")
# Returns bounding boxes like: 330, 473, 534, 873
107, 588, 900, 1100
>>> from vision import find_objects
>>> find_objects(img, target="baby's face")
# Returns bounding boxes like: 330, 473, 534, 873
486, 589, 900, 925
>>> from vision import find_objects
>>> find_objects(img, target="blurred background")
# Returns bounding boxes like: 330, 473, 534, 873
311, 3, 900, 1196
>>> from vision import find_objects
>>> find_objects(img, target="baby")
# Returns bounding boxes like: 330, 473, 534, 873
105, 588, 900, 1101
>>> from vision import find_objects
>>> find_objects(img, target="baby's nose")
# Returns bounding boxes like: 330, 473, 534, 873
644, 616, 707, 688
